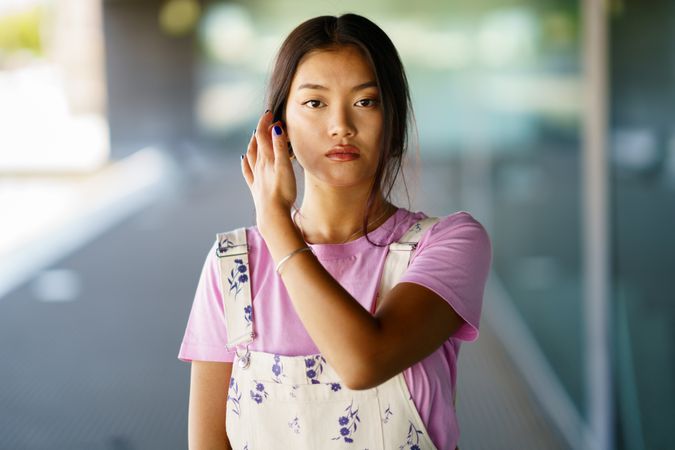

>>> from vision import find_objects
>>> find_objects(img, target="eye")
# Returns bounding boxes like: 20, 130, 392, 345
303, 100, 323, 109
357, 98, 379, 107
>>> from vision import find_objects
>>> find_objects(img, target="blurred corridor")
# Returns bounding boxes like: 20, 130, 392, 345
0, 151, 569, 449
1, 0, 673, 449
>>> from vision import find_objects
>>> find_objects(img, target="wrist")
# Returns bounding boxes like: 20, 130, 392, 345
257, 207, 294, 238
257, 209, 307, 265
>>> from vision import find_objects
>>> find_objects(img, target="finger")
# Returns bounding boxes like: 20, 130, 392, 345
255, 111, 274, 164
254, 110, 274, 163
246, 129, 258, 168
241, 154, 253, 187
271, 122, 288, 164
254, 109, 272, 141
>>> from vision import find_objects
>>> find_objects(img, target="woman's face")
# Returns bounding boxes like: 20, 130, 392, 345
284, 45, 383, 189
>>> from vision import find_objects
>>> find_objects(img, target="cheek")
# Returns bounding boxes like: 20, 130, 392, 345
286, 115, 318, 146
371, 114, 384, 135
284, 108, 309, 142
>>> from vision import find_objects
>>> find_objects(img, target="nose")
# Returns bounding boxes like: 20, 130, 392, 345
329, 104, 356, 138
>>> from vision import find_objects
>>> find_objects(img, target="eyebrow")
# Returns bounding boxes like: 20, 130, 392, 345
297, 81, 379, 92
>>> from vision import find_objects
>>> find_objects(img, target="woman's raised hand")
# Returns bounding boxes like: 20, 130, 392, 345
241, 110, 297, 233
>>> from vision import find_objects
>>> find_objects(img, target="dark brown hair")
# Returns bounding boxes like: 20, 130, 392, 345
264, 13, 415, 246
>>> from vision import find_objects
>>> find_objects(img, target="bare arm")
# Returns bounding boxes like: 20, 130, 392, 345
260, 215, 464, 390
188, 361, 233, 450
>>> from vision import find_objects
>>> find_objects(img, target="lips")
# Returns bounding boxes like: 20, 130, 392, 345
326, 145, 360, 157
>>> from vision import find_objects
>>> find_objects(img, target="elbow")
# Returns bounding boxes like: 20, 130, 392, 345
336, 321, 392, 391
342, 368, 377, 391
343, 366, 395, 391
339, 353, 386, 391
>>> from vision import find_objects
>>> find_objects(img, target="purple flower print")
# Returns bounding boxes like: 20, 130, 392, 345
304, 355, 326, 384
217, 238, 236, 256
330, 382, 342, 392
271, 354, 285, 383
398, 420, 424, 450
288, 416, 301, 434
228, 259, 249, 299
227, 377, 242, 416
250, 380, 269, 404
244, 305, 252, 325
331, 399, 360, 443
382, 404, 393, 424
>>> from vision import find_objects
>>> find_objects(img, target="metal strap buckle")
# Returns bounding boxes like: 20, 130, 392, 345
235, 345, 251, 369
216, 237, 248, 257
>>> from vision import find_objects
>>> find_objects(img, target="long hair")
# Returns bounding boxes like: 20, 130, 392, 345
264, 13, 415, 246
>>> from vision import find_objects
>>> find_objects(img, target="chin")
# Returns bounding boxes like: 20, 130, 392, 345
300, 161, 377, 187
314, 172, 374, 189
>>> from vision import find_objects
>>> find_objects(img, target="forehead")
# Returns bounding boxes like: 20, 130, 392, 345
289, 46, 377, 90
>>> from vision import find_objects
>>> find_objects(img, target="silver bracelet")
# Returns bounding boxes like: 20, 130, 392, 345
275, 246, 313, 275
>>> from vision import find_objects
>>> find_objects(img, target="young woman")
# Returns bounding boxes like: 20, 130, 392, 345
179, 13, 492, 450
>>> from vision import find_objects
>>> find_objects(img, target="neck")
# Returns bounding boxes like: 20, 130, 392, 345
294, 184, 395, 245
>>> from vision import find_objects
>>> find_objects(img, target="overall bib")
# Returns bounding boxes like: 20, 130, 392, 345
216, 217, 453, 450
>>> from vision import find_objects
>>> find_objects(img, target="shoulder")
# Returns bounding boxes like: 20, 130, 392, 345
432, 210, 489, 237
399, 211, 492, 341
411, 210, 492, 260
401, 209, 490, 242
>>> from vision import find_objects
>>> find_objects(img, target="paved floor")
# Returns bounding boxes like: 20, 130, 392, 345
0, 149, 569, 449
456, 304, 569, 450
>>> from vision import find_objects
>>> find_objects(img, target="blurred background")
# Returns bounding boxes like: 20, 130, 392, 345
0, 0, 672, 449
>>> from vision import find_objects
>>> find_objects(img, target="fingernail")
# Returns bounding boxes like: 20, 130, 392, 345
240, 154, 244, 160
273, 125, 282, 136
264, 109, 270, 113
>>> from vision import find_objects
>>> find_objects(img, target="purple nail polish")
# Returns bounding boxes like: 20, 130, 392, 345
274, 125, 282, 136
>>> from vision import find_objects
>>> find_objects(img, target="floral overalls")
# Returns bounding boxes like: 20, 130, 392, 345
216, 217, 449, 450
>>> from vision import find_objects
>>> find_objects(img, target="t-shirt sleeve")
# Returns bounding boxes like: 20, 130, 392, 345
177, 239, 237, 363
398, 212, 492, 342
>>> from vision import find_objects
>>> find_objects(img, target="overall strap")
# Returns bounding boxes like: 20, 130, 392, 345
374, 216, 441, 312
215, 228, 255, 350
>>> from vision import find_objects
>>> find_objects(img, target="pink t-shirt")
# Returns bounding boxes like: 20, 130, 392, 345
178, 207, 492, 450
